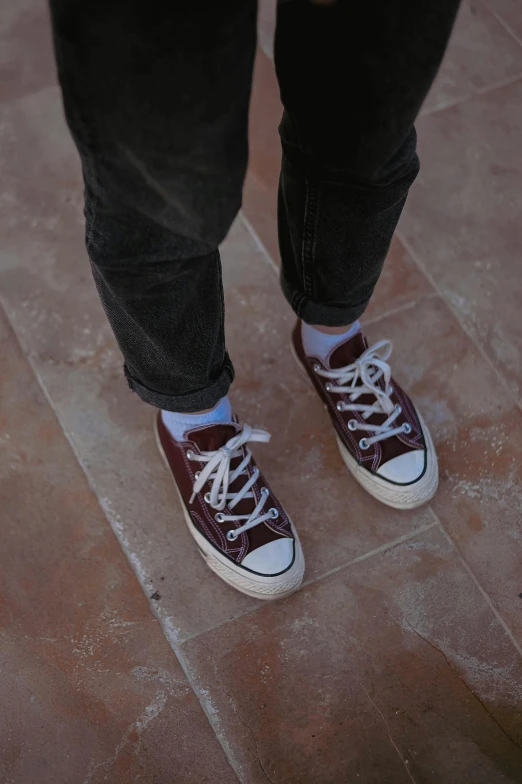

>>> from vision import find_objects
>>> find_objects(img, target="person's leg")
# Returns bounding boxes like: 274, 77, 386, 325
48, 0, 304, 596
277, 0, 460, 508
49, 0, 256, 413
276, 0, 460, 326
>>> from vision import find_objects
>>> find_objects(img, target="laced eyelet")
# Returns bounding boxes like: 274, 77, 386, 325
403, 423, 412, 434
186, 450, 194, 461
226, 530, 238, 542
348, 419, 357, 431
215, 513, 225, 523
204, 492, 211, 503
194, 471, 201, 480
395, 404, 402, 415
261, 487, 270, 497
389, 385, 393, 395
359, 438, 370, 450
336, 402, 344, 412
325, 383, 333, 392
313, 364, 321, 373
269, 508, 279, 519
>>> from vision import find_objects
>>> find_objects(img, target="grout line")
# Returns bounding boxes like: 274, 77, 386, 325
180, 520, 439, 645
298, 520, 439, 591
482, 0, 522, 50
0, 301, 244, 784
363, 293, 439, 328
421, 70, 522, 117
239, 211, 279, 274
426, 507, 522, 659
396, 229, 522, 415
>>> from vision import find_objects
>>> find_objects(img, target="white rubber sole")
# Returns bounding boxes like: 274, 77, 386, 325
290, 340, 439, 510
155, 421, 305, 600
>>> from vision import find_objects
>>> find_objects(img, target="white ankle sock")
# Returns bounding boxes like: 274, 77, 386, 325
162, 396, 232, 442
301, 321, 361, 362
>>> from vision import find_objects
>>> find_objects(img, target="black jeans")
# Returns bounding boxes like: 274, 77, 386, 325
49, 0, 460, 412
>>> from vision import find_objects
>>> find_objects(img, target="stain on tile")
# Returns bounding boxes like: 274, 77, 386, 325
0, 0, 56, 104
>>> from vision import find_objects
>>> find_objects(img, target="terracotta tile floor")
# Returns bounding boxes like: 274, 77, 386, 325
1, 1, 521, 782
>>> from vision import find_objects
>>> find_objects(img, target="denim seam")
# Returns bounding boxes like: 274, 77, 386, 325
216, 249, 227, 365
301, 174, 319, 300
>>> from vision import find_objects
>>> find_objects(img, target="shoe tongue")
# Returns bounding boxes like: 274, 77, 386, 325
186, 423, 239, 452
328, 330, 366, 369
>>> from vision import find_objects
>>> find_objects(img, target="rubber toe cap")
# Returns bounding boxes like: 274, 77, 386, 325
241, 539, 294, 575
377, 450, 425, 484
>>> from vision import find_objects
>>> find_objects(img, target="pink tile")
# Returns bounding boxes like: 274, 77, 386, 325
401, 79, 522, 400
248, 48, 282, 194
242, 169, 280, 264
423, 0, 522, 111
0, 310, 235, 784
366, 296, 522, 645
0, 0, 56, 104
183, 526, 522, 783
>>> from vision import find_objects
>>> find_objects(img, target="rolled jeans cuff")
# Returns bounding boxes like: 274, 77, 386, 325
280, 272, 370, 328
124, 357, 235, 413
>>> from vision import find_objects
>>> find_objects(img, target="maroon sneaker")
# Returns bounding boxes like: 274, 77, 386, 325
156, 413, 304, 599
291, 321, 438, 509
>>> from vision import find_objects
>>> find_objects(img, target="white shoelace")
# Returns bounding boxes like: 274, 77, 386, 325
313, 339, 412, 450
187, 425, 279, 542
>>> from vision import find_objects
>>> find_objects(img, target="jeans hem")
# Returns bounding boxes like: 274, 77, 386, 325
280, 273, 369, 327
124, 360, 235, 413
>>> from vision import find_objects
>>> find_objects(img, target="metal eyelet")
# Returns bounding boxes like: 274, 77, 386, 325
204, 492, 211, 503
313, 364, 321, 373
194, 471, 201, 480
395, 404, 402, 415
359, 438, 370, 450
269, 508, 279, 519
261, 487, 270, 496
215, 513, 225, 523
226, 530, 238, 542
186, 450, 194, 461
389, 385, 393, 395
348, 419, 357, 431
325, 383, 332, 392
336, 402, 344, 412
403, 423, 412, 434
